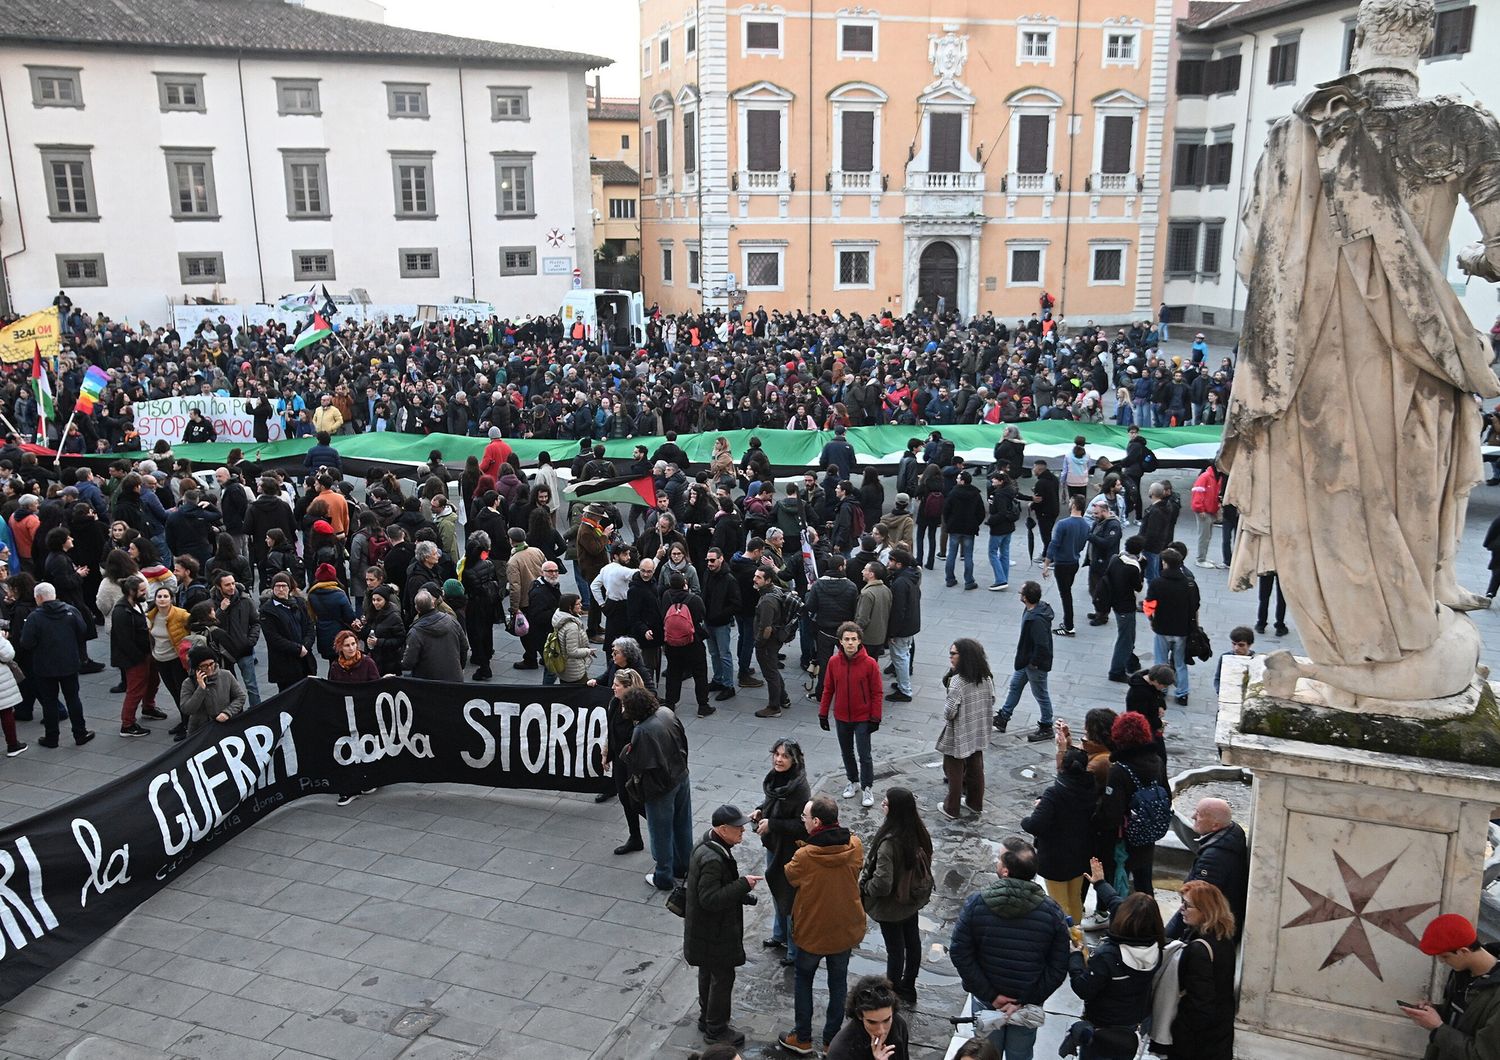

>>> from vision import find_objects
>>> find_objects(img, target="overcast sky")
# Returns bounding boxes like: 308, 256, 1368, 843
383, 0, 640, 97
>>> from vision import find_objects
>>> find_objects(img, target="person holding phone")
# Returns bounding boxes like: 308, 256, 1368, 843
683, 804, 763, 1049
178, 644, 246, 736
824, 975, 909, 1060
1398, 913, 1500, 1059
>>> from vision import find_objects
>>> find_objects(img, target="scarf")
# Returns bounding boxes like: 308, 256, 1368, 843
336, 647, 365, 670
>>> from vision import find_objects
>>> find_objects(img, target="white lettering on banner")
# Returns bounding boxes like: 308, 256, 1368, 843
72, 819, 129, 908
0, 838, 58, 956
135, 395, 286, 449
333, 692, 433, 766
149, 714, 298, 857
460, 699, 607, 778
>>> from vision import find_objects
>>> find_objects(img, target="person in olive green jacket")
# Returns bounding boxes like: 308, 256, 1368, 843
1401, 913, 1500, 1060
858, 787, 934, 1005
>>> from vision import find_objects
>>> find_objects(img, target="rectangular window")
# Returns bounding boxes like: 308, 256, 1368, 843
276, 78, 320, 115
745, 21, 780, 51
1176, 57, 1207, 96
1166, 223, 1200, 276
1268, 39, 1299, 85
490, 87, 530, 121
1091, 247, 1124, 284
1106, 33, 1135, 61
1100, 115, 1133, 174
656, 117, 669, 176
608, 198, 637, 219
841, 23, 874, 54
643, 128, 653, 176
1342, 25, 1358, 72
1010, 248, 1042, 284
157, 73, 205, 112
746, 251, 781, 288
660, 37, 670, 66
1016, 114, 1050, 174
928, 112, 963, 173
683, 112, 697, 174
746, 110, 781, 172
399, 248, 439, 278
1201, 222, 1224, 275
292, 250, 335, 281
621, 133, 631, 150
1207, 53, 1242, 94
391, 153, 435, 218
164, 148, 218, 219
56, 254, 106, 286
1173, 137, 1207, 189
686, 25, 697, 54
841, 110, 875, 172
662, 247, 674, 283
837, 249, 871, 286
688, 249, 700, 285
1021, 30, 1052, 59
387, 83, 429, 118
282, 150, 330, 218
499, 246, 536, 276
29, 67, 82, 108
493, 154, 534, 216
178, 252, 224, 284
41, 147, 98, 220
1426, 5, 1475, 57
1207, 140, 1234, 186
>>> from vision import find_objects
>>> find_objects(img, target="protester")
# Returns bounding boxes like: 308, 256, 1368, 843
1095, 712, 1167, 897
683, 804, 761, 1049
598, 667, 646, 847
460, 530, 503, 681
1145, 548, 1199, 707
20, 582, 95, 748
1021, 747, 1098, 928
548, 593, 596, 685
401, 590, 468, 680
858, 787, 934, 1005
992, 581, 1056, 742
1063, 858, 1165, 1059
936, 637, 994, 820
1166, 798, 1249, 939
820, 622, 883, 807
260, 572, 317, 694
1399, 913, 1500, 1058
211, 570, 262, 706
825, 976, 911, 1060
179, 644, 246, 735
1156, 880, 1238, 1059
749, 738, 811, 966
621, 685, 693, 892
752, 566, 789, 719
109, 575, 163, 737
1043, 496, 1090, 635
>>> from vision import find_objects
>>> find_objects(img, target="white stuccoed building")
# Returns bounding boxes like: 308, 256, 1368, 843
0, 0, 608, 322
1164, 0, 1492, 334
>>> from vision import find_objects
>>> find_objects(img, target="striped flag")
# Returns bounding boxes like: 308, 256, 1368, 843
291, 312, 333, 354
30, 344, 54, 422
74, 365, 109, 415
566, 475, 658, 508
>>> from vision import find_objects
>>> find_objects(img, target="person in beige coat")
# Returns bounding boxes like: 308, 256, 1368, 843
505, 528, 545, 619
854, 562, 892, 656
549, 595, 596, 684
936, 638, 995, 821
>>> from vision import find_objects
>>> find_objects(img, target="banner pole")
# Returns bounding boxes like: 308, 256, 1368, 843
0, 409, 27, 443
52, 409, 76, 467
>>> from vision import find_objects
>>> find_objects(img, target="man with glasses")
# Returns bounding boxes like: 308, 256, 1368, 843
179, 645, 246, 736
683, 804, 763, 1049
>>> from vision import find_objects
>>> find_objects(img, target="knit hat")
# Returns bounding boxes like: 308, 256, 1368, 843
271, 572, 295, 588
315, 563, 337, 583
368, 584, 393, 602
1419, 914, 1477, 956
442, 578, 465, 599
187, 645, 216, 669
894, 493, 910, 507
489, 426, 502, 439
312, 519, 335, 535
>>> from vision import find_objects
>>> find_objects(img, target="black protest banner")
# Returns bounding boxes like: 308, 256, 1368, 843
0, 677, 609, 1004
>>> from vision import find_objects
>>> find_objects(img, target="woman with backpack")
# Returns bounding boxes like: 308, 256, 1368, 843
915, 465, 944, 570
546, 594, 595, 685
859, 786, 934, 1006
660, 572, 712, 717
1064, 861, 1165, 1059
303, 519, 346, 587
205, 533, 253, 592
348, 511, 387, 611
1095, 712, 1169, 896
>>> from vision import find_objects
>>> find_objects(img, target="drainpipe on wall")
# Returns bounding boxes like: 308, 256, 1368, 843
1057, 0, 1085, 315
458, 64, 477, 300
236, 57, 267, 304
806, 0, 815, 313
0, 71, 27, 317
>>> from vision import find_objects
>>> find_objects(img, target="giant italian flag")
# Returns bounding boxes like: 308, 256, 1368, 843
30, 344, 54, 424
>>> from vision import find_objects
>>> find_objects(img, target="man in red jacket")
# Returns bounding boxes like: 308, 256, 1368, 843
479, 427, 515, 481
1189, 464, 1224, 569
819, 621, 883, 808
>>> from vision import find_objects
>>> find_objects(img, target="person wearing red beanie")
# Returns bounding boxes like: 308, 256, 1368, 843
1399, 913, 1499, 1058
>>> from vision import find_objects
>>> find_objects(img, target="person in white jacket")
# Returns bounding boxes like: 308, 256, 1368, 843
0, 636, 29, 756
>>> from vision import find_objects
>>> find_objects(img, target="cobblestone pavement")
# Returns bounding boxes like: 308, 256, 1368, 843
1, 473, 1496, 1060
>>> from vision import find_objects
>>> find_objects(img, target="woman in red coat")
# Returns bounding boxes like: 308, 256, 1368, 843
820, 621, 884, 808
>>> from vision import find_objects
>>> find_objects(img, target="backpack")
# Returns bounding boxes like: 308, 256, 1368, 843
936, 439, 956, 467
921, 489, 944, 522
1142, 448, 1158, 472
775, 589, 803, 644
663, 601, 696, 647
847, 503, 866, 541
1119, 763, 1172, 846
542, 631, 568, 674
998, 490, 1022, 524
365, 531, 392, 569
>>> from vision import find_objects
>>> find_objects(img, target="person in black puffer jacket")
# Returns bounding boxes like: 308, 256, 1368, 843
1063, 859, 1164, 1059
1094, 712, 1167, 897
1021, 747, 1099, 928
749, 738, 811, 961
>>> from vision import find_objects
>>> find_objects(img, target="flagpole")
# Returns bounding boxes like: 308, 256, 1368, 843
52, 409, 77, 468
0, 409, 27, 443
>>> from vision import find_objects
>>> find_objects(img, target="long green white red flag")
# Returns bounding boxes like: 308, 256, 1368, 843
291, 312, 332, 354
30, 343, 55, 423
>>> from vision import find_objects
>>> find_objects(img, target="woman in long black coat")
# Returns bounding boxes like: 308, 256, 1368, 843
1021, 746, 1099, 927
1161, 880, 1237, 1059
748, 738, 810, 963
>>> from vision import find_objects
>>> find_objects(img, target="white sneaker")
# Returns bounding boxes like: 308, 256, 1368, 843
861, 788, 875, 808
1197, 559, 1219, 569
1081, 912, 1110, 932
842, 783, 858, 799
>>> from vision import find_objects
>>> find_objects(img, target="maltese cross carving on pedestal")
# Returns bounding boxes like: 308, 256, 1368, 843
1281, 850, 1437, 980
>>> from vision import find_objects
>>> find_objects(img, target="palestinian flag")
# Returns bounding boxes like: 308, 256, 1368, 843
565, 475, 658, 508
291, 312, 333, 354
30, 344, 55, 422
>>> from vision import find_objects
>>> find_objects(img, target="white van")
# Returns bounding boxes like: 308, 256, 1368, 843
559, 289, 645, 349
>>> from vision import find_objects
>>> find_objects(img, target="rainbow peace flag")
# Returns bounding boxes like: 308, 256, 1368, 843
74, 365, 109, 414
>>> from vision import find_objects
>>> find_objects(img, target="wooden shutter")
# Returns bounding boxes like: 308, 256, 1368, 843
841, 110, 874, 172
746, 21, 779, 49
683, 112, 697, 173
746, 109, 780, 172
1176, 58, 1205, 95
1016, 114, 1049, 174
842, 24, 873, 52
928, 112, 962, 172
1100, 116, 1132, 174
656, 117, 668, 175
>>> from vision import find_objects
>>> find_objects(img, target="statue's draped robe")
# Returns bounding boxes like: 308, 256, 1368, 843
1223, 77, 1500, 667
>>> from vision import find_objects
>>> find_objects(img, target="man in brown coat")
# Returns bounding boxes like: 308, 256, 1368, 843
779, 794, 865, 1055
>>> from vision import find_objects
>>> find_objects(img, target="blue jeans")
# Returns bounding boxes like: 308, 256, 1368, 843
980, 1011, 1038, 1060
707, 623, 735, 689
794, 948, 850, 1044
1133, 399, 1153, 428
1158, 321, 1169, 342
888, 635, 913, 696
236, 654, 262, 707
766, 849, 798, 960
735, 614, 755, 675
1141, 551, 1161, 584
642, 774, 694, 889
988, 532, 1012, 586
945, 533, 976, 587
999, 666, 1053, 725
1110, 609, 1137, 679
835, 719, 873, 789
1154, 633, 1190, 698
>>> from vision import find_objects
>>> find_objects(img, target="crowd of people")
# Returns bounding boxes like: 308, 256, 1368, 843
4, 297, 1495, 1060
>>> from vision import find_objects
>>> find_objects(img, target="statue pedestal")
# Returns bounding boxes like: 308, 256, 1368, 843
1216, 656, 1500, 1059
